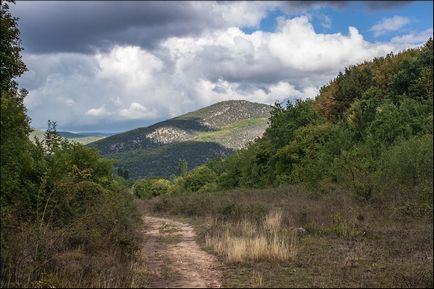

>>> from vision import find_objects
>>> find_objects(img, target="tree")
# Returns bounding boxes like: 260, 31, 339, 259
44, 120, 64, 154
117, 168, 124, 177
178, 159, 188, 177
0, 0, 27, 91
1, 0, 36, 218
123, 169, 129, 180
184, 165, 217, 192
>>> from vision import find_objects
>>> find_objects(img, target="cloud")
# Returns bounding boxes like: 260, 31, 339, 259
11, 1, 273, 54
86, 105, 110, 117
321, 15, 332, 29
65, 99, 75, 107
390, 28, 434, 47
363, 1, 411, 11
120, 102, 157, 119
12, 1, 411, 54
370, 16, 411, 37
96, 46, 164, 87
18, 14, 431, 132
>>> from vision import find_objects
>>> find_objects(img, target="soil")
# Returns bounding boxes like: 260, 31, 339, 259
134, 216, 222, 288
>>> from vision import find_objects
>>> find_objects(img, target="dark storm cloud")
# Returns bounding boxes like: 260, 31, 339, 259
364, 1, 411, 11
13, 1, 412, 55
281, 1, 411, 13
12, 1, 213, 54
285, 1, 348, 9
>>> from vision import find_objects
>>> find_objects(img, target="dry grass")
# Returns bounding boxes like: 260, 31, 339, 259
1, 197, 142, 288
264, 209, 283, 232
205, 210, 298, 262
252, 271, 264, 287
149, 185, 433, 287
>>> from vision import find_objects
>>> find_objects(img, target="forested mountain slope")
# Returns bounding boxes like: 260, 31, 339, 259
90, 100, 271, 178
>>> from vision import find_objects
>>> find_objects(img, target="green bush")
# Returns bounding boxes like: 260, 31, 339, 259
183, 165, 217, 192
134, 178, 173, 199
374, 134, 433, 200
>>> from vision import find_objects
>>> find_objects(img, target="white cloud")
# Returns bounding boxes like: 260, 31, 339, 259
119, 102, 157, 119
370, 16, 411, 37
321, 15, 332, 29
86, 105, 110, 117
65, 99, 75, 106
19, 16, 431, 132
96, 46, 163, 87
195, 1, 272, 29
390, 28, 433, 48
268, 17, 393, 72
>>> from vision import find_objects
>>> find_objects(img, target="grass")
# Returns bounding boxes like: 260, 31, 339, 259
1, 191, 142, 288
194, 117, 268, 149
204, 211, 298, 263
144, 185, 433, 288
68, 136, 106, 145
157, 223, 182, 244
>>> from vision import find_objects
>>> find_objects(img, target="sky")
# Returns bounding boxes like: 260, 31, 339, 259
11, 1, 433, 133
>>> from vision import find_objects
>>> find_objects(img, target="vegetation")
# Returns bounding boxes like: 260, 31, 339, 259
1, 0, 432, 286
108, 141, 234, 179
29, 128, 109, 145
193, 117, 269, 149
136, 39, 433, 287
133, 178, 172, 199
144, 186, 432, 287
143, 39, 433, 207
90, 101, 270, 178
1, 3, 141, 287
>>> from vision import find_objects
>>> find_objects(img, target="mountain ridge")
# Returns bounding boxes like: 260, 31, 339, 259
29, 129, 111, 145
89, 100, 271, 178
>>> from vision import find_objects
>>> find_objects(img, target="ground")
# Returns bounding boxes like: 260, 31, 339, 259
133, 216, 222, 288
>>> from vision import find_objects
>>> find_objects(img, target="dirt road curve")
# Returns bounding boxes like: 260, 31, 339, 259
136, 216, 222, 288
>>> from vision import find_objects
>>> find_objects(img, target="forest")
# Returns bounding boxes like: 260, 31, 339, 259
131, 36, 433, 288
1, 2, 141, 287
135, 38, 433, 213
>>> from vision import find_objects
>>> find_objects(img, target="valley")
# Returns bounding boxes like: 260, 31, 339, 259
29, 128, 111, 145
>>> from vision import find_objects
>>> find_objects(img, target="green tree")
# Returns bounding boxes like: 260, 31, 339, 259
133, 178, 172, 199
265, 99, 322, 149
184, 165, 217, 192
0, 0, 27, 91
123, 169, 129, 180
0, 0, 37, 219
178, 159, 188, 177
44, 120, 64, 154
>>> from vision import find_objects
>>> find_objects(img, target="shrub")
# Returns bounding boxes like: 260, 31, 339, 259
373, 134, 433, 202
183, 165, 217, 192
134, 178, 173, 199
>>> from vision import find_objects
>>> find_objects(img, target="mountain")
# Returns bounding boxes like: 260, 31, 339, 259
90, 100, 271, 178
29, 129, 111, 145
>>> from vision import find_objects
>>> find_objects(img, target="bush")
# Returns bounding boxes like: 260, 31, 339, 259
134, 178, 173, 199
183, 165, 217, 192
373, 134, 433, 201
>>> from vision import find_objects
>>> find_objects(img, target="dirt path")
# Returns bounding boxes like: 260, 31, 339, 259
134, 216, 222, 288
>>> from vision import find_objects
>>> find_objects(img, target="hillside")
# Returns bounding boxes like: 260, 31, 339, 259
90, 100, 271, 178
134, 39, 433, 288
29, 129, 110, 145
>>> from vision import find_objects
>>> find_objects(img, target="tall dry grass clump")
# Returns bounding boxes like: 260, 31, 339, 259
264, 209, 283, 231
205, 210, 298, 262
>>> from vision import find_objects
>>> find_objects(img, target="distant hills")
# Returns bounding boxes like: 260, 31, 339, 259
29, 129, 112, 145
89, 100, 271, 179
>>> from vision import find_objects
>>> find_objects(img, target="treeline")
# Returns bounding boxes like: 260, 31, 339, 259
1, 2, 140, 287
135, 39, 433, 216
